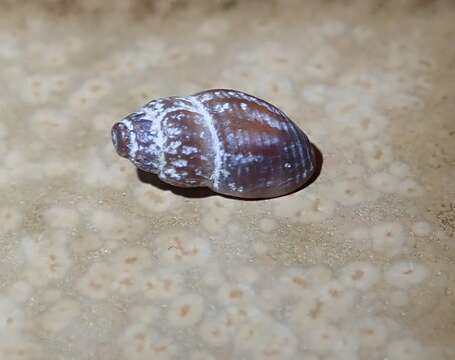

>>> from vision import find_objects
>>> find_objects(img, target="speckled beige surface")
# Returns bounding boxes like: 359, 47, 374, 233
1, 1, 454, 359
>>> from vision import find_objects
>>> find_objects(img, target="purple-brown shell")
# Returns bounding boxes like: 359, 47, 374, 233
111, 89, 316, 199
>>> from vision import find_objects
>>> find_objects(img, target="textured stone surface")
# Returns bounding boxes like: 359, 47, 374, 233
0, 1, 454, 359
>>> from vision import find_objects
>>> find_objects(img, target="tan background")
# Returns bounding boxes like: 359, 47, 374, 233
0, 1, 454, 359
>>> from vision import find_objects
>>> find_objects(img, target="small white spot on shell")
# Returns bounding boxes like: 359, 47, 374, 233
164, 168, 181, 179
166, 141, 182, 154
181, 146, 198, 155
166, 127, 182, 136
172, 159, 188, 168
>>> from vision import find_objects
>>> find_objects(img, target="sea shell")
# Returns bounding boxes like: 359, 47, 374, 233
111, 89, 316, 199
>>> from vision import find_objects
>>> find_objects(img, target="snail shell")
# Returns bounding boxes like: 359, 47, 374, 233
111, 89, 316, 199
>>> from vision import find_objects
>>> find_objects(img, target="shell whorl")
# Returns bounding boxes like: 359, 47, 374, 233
112, 89, 316, 199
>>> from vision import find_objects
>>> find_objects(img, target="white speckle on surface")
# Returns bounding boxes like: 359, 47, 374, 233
39, 299, 81, 333
369, 171, 400, 193
332, 179, 370, 206
304, 323, 348, 355
7, 282, 33, 303
200, 197, 237, 233
397, 178, 423, 197
349, 227, 371, 250
370, 222, 406, 256
190, 350, 217, 360
0, 123, 7, 140
165, 140, 182, 154
389, 161, 411, 178
384, 261, 429, 288
43, 207, 79, 229
0, 207, 23, 235
181, 145, 198, 155
0, 295, 25, 334
389, 289, 409, 307
133, 182, 177, 212
164, 167, 181, 179
166, 126, 182, 136
258, 218, 277, 232
412, 221, 432, 236
172, 159, 188, 168
386, 338, 424, 360
273, 189, 335, 224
